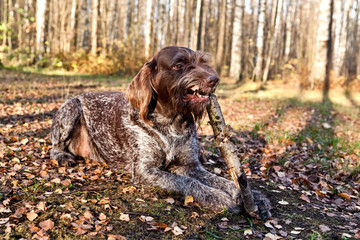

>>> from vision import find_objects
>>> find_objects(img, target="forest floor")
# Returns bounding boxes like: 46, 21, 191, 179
0, 69, 359, 240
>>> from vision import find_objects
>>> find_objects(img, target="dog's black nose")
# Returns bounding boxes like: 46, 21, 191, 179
206, 75, 219, 85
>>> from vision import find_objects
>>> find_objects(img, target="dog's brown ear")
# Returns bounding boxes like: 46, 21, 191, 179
126, 59, 157, 124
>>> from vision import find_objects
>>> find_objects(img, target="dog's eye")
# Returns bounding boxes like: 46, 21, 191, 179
172, 63, 183, 70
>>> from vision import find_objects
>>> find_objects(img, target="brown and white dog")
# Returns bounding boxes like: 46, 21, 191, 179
50, 46, 242, 212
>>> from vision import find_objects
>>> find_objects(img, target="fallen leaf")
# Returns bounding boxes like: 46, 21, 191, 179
184, 196, 194, 205
291, 230, 301, 234
278, 200, 289, 205
300, 194, 311, 203
107, 234, 126, 240
119, 213, 130, 221
172, 226, 184, 235
319, 224, 331, 233
39, 219, 54, 231
165, 198, 175, 204
61, 179, 71, 186
265, 221, 274, 229
37, 201, 46, 211
139, 215, 154, 222
152, 222, 168, 228
60, 213, 72, 220
191, 212, 199, 218
99, 213, 107, 220
0, 218, 9, 225
338, 193, 351, 200
244, 229, 253, 236
27, 211, 38, 221
264, 233, 282, 240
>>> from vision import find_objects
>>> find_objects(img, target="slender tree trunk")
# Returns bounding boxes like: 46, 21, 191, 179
91, 0, 98, 55
190, 0, 201, 50
7, 0, 14, 53
36, 0, 47, 57
309, 0, 332, 88
216, 0, 227, 74
199, 0, 208, 50
333, 0, 352, 78
229, 0, 245, 81
263, 0, 283, 83
2, 0, 8, 48
144, 0, 152, 58
252, 0, 266, 81
66, 0, 77, 53
177, 0, 185, 45
284, 0, 296, 62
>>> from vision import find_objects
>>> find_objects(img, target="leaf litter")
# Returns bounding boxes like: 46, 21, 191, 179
0, 71, 359, 239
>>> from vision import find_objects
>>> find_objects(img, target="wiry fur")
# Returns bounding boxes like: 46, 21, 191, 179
50, 46, 242, 212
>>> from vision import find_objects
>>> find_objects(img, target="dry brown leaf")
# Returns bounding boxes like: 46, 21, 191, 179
61, 179, 71, 186
300, 194, 311, 203
99, 213, 107, 220
37, 201, 46, 211
338, 193, 351, 200
184, 196, 194, 205
39, 219, 55, 231
26, 211, 38, 221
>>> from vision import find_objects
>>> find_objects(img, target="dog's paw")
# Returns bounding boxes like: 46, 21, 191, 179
51, 151, 77, 167
252, 190, 272, 219
201, 189, 241, 213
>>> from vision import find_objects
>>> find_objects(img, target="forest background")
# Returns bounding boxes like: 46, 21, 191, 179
0, 0, 360, 239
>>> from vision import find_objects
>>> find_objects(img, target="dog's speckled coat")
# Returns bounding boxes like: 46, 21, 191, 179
50, 47, 242, 212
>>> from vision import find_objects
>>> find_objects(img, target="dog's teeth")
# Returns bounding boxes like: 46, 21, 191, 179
191, 85, 200, 92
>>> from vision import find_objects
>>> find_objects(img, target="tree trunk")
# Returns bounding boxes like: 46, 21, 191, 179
309, 0, 332, 88
144, 0, 152, 58
229, 0, 245, 81
66, 0, 77, 53
36, 0, 47, 57
190, 0, 202, 50
2, 0, 8, 48
284, 0, 296, 62
199, 0, 208, 50
91, 0, 98, 55
215, 0, 227, 74
333, 0, 352, 78
251, 0, 266, 81
262, 0, 283, 83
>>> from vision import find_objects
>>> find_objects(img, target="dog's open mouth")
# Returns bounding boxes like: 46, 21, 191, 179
183, 85, 211, 103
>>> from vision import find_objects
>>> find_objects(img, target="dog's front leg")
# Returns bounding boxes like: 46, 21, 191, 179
134, 163, 239, 212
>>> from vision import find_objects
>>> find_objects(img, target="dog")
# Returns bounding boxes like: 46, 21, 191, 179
50, 46, 242, 212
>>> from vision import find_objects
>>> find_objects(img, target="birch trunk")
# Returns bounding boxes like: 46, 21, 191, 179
144, 0, 152, 58
309, 0, 332, 87
284, 0, 296, 62
36, 0, 47, 56
190, 0, 202, 50
333, 0, 352, 78
252, 0, 266, 81
263, 0, 283, 83
229, 0, 245, 81
91, 0, 98, 55
2, 0, 8, 48
65, 0, 77, 52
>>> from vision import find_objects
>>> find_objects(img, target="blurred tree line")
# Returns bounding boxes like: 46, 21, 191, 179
0, 0, 359, 88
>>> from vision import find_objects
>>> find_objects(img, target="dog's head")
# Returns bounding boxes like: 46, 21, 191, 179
126, 46, 219, 124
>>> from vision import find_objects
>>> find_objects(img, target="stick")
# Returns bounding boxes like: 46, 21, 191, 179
206, 94, 258, 217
